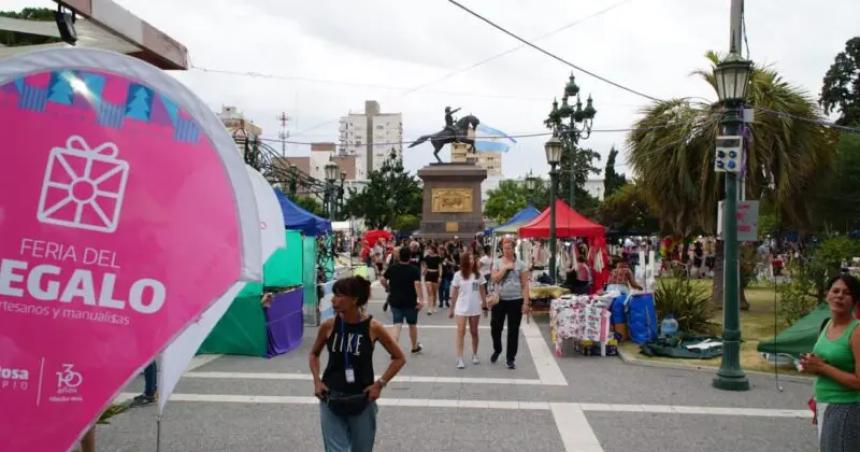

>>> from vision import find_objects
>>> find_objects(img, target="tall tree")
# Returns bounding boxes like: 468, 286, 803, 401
291, 195, 324, 217
343, 156, 422, 230
813, 132, 860, 232
603, 146, 628, 198
483, 179, 550, 225
628, 51, 839, 306
820, 37, 860, 126
557, 146, 601, 216
597, 182, 658, 235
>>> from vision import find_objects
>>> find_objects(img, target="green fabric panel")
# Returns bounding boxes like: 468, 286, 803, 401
640, 336, 723, 359
757, 303, 831, 358
198, 294, 268, 357
303, 236, 318, 311
238, 281, 263, 297
264, 230, 303, 287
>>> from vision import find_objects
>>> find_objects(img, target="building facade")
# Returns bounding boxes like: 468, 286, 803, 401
450, 146, 503, 177
218, 106, 262, 154
338, 100, 402, 181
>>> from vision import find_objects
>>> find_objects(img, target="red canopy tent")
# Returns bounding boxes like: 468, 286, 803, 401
518, 199, 605, 238
518, 199, 609, 292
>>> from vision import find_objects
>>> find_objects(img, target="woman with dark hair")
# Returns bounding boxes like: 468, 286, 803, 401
449, 252, 487, 369
309, 276, 406, 452
800, 274, 860, 452
439, 247, 455, 308
423, 245, 442, 315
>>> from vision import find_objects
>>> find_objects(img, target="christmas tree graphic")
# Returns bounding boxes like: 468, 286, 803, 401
125, 84, 152, 121
47, 71, 74, 105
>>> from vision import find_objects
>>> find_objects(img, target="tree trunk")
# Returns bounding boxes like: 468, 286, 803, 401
710, 239, 750, 310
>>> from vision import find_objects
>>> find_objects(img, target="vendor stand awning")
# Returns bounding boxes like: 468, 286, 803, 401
485, 204, 541, 235
274, 188, 331, 236
518, 199, 605, 239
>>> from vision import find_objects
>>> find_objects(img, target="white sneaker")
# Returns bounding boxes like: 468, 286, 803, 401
456, 358, 465, 369
472, 355, 480, 365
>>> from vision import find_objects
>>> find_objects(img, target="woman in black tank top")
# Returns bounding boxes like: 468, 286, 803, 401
310, 276, 405, 452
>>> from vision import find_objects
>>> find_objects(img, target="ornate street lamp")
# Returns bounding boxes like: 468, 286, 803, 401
325, 161, 339, 219
545, 135, 563, 284
545, 73, 596, 209
712, 52, 753, 392
338, 171, 347, 220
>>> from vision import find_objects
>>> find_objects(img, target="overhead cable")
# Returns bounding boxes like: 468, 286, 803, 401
447, 0, 661, 102
403, 0, 634, 95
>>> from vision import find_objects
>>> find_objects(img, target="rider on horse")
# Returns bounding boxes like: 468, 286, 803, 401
444, 106, 461, 137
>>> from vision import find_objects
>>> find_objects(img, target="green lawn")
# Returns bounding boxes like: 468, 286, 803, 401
620, 279, 805, 375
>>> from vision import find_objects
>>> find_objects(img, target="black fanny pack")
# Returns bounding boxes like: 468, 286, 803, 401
324, 391, 369, 416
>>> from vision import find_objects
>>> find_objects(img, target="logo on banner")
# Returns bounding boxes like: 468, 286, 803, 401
56, 363, 83, 393
0, 365, 30, 392
37, 135, 129, 233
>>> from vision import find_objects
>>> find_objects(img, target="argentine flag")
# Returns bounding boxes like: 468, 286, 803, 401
475, 124, 517, 152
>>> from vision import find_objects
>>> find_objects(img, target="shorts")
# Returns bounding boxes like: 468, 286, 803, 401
375, 262, 384, 272
391, 306, 418, 325
425, 271, 439, 283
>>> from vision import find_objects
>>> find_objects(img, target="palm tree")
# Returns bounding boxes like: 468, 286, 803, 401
628, 52, 838, 307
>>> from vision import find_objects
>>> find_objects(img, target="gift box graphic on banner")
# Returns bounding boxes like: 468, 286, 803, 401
37, 135, 129, 233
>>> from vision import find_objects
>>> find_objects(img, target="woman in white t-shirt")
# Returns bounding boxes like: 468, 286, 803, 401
448, 252, 487, 369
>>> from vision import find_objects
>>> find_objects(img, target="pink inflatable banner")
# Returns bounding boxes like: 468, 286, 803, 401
0, 49, 261, 451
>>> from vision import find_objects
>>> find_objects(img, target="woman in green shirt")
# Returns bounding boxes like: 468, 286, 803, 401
800, 275, 860, 452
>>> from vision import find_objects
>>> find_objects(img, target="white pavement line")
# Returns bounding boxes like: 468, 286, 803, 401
521, 319, 568, 386
183, 371, 551, 386
551, 403, 604, 452
386, 324, 491, 330
117, 391, 813, 419
185, 354, 222, 372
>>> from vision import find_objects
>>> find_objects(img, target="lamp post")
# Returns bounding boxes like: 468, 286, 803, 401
325, 161, 339, 219
545, 135, 563, 284
545, 74, 596, 208
712, 52, 753, 392
338, 171, 347, 220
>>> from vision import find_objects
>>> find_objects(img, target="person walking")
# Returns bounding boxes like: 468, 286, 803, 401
310, 276, 405, 452
800, 275, 860, 452
439, 248, 455, 309
381, 247, 424, 354
130, 361, 157, 407
449, 252, 487, 368
490, 237, 530, 369
423, 245, 442, 315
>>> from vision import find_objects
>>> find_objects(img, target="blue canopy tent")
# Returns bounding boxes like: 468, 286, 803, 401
484, 204, 541, 236
274, 188, 332, 236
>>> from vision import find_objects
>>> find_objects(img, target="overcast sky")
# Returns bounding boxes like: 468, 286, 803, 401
7, 0, 860, 179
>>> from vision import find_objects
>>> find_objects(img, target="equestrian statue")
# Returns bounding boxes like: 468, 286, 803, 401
408, 106, 480, 164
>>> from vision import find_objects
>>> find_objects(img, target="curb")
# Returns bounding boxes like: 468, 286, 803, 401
616, 347, 813, 385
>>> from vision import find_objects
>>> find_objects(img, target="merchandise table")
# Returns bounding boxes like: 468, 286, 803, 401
549, 293, 617, 356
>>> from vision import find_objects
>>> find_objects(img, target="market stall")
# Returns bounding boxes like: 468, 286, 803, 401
199, 189, 331, 356
550, 292, 618, 356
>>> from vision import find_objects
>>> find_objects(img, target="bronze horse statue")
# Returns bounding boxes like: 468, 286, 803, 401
408, 114, 480, 163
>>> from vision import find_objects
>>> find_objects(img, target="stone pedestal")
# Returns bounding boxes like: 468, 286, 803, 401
417, 152, 487, 240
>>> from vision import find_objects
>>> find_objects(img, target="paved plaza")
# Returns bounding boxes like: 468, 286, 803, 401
98, 284, 820, 451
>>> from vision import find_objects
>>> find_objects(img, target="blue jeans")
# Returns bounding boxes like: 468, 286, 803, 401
320, 400, 377, 452
143, 362, 157, 397
439, 276, 452, 304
